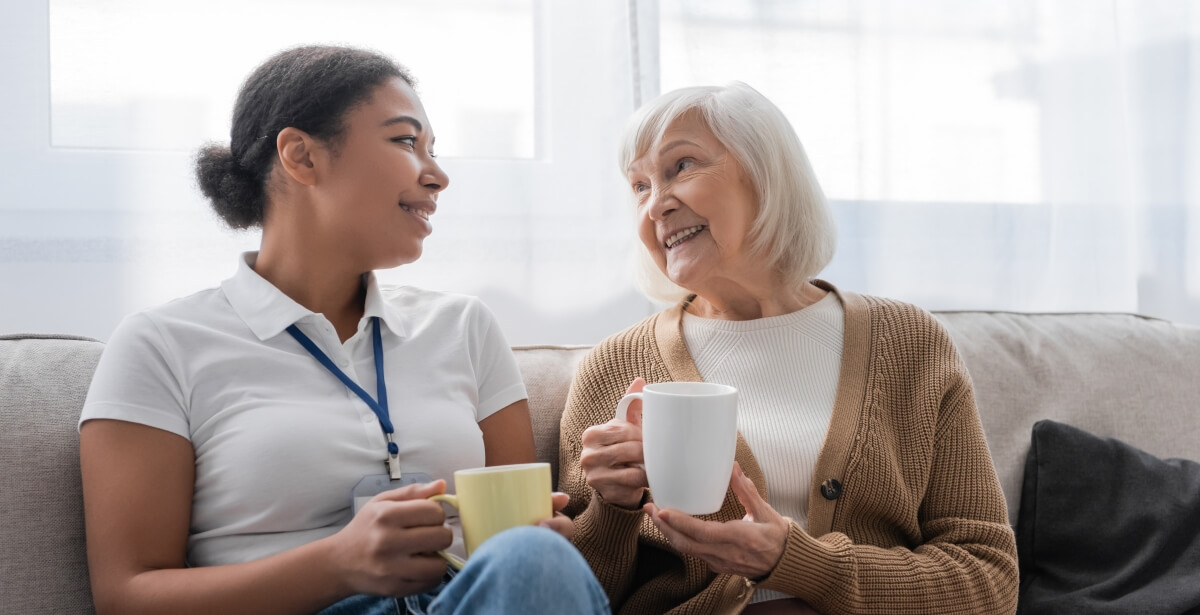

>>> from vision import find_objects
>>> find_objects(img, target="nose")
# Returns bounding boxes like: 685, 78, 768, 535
421, 158, 449, 194
645, 185, 677, 221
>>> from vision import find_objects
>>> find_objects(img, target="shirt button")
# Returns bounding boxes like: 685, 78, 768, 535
339, 358, 350, 368
820, 478, 843, 500
363, 414, 375, 424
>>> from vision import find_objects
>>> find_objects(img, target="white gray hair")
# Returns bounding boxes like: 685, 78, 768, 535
620, 82, 836, 304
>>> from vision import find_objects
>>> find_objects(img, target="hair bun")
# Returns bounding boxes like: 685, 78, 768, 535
195, 144, 264, 229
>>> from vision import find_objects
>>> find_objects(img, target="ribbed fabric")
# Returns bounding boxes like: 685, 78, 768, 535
683, 294, 843, 607
559, 282, 1018, 615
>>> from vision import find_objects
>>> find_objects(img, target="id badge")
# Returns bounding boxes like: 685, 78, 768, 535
351, 472, 434, 515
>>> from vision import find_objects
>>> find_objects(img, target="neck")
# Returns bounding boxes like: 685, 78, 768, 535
255, 231, 368, 343
689, 278, 826, 321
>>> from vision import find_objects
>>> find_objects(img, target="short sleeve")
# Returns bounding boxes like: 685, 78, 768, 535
79, 313, 190, 440
468, 299, 527, 421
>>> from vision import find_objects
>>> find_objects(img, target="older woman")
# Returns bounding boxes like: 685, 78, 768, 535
559, 82, 1018, 615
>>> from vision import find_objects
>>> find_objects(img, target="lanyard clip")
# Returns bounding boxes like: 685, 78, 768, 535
386, 432, 402, 480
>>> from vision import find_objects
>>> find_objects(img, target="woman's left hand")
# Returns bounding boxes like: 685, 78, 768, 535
645, 462, 789, 579
538, 492, 576, 541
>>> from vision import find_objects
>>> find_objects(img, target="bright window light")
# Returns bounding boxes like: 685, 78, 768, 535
49, 0, 536, 158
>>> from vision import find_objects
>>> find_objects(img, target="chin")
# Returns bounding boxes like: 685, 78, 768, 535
664, 266, 701, 291
380, 248, 423, 270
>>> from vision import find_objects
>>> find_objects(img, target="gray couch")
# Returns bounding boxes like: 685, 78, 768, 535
3, 311, 1199, 613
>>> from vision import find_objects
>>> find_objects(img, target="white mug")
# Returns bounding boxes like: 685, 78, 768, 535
616, 381, 738, 514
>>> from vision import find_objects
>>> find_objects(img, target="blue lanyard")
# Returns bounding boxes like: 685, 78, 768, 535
286, 317, 401, 477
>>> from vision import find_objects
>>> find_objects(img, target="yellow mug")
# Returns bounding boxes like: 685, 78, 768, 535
429, 462, 553, 570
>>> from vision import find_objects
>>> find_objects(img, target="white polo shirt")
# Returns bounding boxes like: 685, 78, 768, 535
81, 253, 527, 566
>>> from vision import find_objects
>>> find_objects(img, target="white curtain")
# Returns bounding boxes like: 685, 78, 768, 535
2, 1, 649, 345
2, 0, 1197, 346
652, 0, 1200, 324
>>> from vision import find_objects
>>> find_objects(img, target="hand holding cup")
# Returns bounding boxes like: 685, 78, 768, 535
331, 480, 454, 597
580, 378, 650, 509
644, 462, 789, 579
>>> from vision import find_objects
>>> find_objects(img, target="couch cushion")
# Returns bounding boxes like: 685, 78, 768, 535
1016, 419, 1200, 614
0, 338, 584, 614
512, 345, 590, 485
0, 334, 104, 615
935, 312, 1200, 526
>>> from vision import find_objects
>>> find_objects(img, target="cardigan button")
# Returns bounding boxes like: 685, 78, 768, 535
820, 478, 843, 500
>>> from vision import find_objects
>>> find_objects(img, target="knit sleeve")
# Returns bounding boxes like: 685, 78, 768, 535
558, 339, 648, 605
561, 312, 769, 614
754, 314, 1019, 614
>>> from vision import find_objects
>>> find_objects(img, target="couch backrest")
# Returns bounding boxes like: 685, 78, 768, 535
934, 311, 1200, 525
3, 312, 1199, 613
0, 334, 103, 615
513, 345, 590, 483
515, 312, 1200, 526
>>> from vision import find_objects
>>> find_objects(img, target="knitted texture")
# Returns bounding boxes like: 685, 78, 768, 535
683, 294, 844, 606
682, 293, 842, 534
558, 284, 1018, 615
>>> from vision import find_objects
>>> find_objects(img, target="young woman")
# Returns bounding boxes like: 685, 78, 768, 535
80, 45, 608, 615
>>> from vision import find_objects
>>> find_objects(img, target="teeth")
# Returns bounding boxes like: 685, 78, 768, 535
400, 204, 429, 220
665, 225, 705, 248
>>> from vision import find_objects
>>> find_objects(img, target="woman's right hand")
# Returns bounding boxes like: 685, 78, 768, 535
579, 378, 649, 509
328, 480, 453, 598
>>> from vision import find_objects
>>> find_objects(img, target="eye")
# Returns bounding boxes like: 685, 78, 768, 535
632, 182, 650, 195
676, 159, 694, 172
391, 135, 418, 148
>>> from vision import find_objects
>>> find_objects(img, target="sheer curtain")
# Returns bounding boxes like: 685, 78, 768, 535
649, 0, 1200, 325
2, 1, 648, 345
2, 1, 1196, 347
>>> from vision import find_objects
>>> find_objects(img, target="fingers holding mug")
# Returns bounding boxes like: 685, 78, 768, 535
538, 492, 576, 540
580, 379, 651, 510
615, 377, 647, 425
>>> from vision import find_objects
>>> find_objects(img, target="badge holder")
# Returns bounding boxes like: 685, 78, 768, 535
351, 472, 434, 514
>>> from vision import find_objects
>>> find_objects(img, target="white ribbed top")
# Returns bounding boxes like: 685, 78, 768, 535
682, 292, 843, 605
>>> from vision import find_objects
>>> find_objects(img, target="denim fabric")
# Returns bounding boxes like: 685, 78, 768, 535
318, 593, 403, 615
318, 526, 608, 615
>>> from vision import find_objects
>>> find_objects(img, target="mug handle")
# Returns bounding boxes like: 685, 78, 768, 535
427, 494, 467, 571
615, 392, 643, 422
614, 393, 646, 471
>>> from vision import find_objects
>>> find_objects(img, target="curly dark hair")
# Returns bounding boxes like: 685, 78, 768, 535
195, 45, 415, 229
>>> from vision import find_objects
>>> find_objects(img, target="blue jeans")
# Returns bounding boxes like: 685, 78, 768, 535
317, 526, 609, 615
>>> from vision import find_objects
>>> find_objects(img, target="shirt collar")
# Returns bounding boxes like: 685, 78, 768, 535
221, 252, 408, 341
361, 270, 408, 339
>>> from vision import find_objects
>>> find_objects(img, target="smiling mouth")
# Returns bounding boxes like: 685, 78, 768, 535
400, 204, 430, 221
665, 225, 706, 248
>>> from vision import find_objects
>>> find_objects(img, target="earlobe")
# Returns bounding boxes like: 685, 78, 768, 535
276, 127, 319, 186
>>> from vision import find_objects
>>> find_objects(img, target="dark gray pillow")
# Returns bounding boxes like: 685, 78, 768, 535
1017, 419, 1200, 615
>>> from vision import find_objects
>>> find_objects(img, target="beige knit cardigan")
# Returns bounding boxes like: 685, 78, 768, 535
559, 283, 1018, 615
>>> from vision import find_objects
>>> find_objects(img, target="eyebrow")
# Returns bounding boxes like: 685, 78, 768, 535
382, 115, 423, 131
626, 139, 698, 174
657, 139, 697, 155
